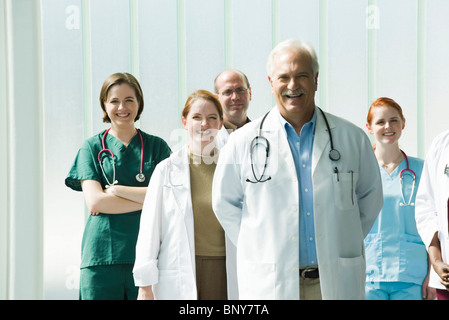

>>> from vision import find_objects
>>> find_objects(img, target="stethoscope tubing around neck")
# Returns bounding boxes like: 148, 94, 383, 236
98, 128, 145, 187
247, 107, 341, 183
398, 149, 417, 207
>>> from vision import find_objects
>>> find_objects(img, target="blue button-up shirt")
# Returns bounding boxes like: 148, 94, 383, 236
278, 108, 317, 267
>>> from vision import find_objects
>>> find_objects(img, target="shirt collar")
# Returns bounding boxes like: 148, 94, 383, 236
223, 117, 251, 131
276, 107, 317, 137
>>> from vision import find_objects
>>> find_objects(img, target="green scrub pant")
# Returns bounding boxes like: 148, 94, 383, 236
79, 264, 138, 300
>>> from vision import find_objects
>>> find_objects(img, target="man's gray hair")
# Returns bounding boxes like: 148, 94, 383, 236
266, 39, 319, 78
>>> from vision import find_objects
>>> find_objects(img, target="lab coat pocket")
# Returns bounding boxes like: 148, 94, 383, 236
337, 256, 365, 299
333, 172, 357, 211
239, 262, 276, 300
154, 269, 180, 300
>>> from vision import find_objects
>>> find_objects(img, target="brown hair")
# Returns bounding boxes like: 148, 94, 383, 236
99, 72, 144, 123
182, 90, 223, 120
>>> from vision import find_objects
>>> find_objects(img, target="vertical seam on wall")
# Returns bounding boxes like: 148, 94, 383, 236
81, 0, 92, 141
81, 0, 92, 222
35, 0, 44, 299
177, 0, 186, 134
2, 0, 12, 300
319, 0, 328, 111
5, 0, 16, 298
130, 0, 139, 78
272, 0, 280, 47
224, 0, 233, 69
129, 0, 140, 128
367, 0, 377, 108
417, 0, 426, 158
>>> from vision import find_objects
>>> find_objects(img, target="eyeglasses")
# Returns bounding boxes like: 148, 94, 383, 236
220, 87, 249, 97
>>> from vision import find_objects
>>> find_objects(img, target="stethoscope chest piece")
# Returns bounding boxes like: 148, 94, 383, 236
136, 172, 145, 183
329, 149, 341, 162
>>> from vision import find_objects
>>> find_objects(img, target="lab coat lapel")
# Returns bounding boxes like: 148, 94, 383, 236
262, 107, 297, 173
168, 148, 192, 217
312, 108, 333, 175
167, 147, 196, 276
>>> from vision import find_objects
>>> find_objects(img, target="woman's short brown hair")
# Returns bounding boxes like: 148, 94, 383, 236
99, 72, 144, 123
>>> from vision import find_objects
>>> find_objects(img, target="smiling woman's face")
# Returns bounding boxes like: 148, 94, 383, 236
366, 105, 405, 146
104, 83, 139, 128
182, 98, 223, 150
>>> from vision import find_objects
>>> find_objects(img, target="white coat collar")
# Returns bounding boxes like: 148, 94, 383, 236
262, 106, 335, 175
165, 146, 192, 215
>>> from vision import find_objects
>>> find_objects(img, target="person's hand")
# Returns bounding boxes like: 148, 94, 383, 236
433, 260, 449, 291
137, 286, 154, 300
422, 275, 437, 300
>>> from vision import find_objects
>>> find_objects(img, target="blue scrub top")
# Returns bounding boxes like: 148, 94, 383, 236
365, 156, 428, 285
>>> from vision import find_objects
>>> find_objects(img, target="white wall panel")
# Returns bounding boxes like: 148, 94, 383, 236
137, 0, 181, 148
424, 0, 449, 155
185, 0, 225, 95
278, 0, 320, 106
376, 0, 419, 156
231, 0, 273, 118
41, 0, 85, 300
89, 0, 132, 135
327, 0, 369, 129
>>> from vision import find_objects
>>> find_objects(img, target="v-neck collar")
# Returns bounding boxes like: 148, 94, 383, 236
379, 158, 406, 179
105, 130, 139, 151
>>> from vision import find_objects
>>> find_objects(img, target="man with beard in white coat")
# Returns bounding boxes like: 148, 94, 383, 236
212, 39, 383, 300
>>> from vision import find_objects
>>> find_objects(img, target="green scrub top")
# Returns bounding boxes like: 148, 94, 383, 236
65, 130, 171, 268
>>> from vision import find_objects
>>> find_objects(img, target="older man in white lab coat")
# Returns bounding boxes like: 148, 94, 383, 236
212, 39, 383, 300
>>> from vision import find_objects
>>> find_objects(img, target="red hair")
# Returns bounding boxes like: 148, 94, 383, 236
367, 97, 405, 151
367, 97, 405, 125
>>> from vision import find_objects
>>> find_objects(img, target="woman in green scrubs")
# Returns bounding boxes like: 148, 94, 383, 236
65, 73, 171, 299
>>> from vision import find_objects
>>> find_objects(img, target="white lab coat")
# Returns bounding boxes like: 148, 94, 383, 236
212, 107, 383, 300
214, 126, 232, 150
133, 147, 237, 299
415, 130, 449, 290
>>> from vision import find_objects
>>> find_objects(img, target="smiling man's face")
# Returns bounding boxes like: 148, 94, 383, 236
268, 49, 318, 123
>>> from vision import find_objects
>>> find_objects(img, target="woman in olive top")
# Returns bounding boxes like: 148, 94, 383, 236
133, 90, 236, 300
65, 72, 171, 299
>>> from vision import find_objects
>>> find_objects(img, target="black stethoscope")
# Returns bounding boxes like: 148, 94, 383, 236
247, 108, 340, 183
97, 128, 145, 188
